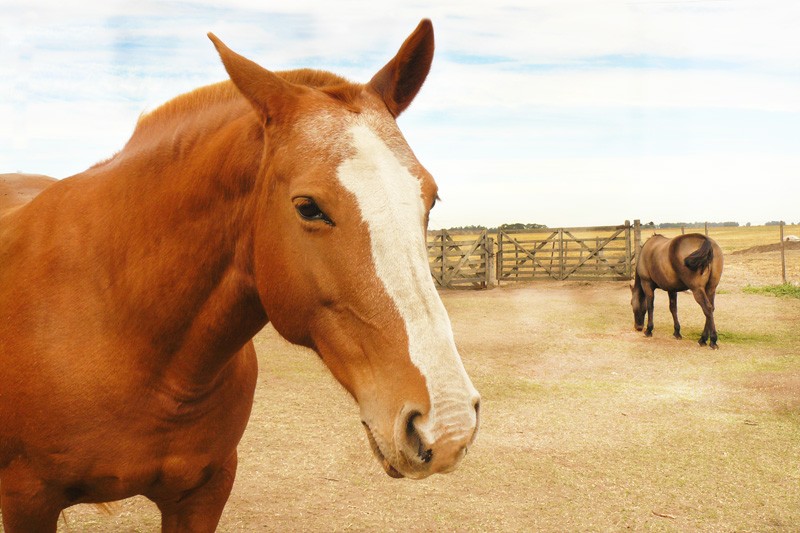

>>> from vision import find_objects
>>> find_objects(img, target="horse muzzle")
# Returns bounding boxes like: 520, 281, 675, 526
362, 397, 480, 479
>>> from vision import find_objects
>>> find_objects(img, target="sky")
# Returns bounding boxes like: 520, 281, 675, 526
1, 0, 798, 229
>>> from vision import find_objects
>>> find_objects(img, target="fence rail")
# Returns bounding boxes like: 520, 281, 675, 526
496, 221, 639, 282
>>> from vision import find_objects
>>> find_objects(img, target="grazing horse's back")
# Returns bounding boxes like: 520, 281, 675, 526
632, 233, 723, 348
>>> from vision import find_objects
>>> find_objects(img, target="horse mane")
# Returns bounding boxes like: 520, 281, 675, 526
134, 81, 242, 132
89, 69, 362, 170
135, 69, 361, 132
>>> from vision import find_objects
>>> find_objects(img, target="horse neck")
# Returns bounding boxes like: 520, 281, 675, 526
87, 99, 267, 385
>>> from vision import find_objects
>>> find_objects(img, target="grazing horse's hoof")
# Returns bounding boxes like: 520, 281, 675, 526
698, 339, 707, 346
710, 343, 719, 350
673, 333, 682, 340
644, 331, 653, 338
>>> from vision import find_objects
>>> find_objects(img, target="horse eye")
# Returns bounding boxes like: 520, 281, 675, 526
295, 198, 333, 225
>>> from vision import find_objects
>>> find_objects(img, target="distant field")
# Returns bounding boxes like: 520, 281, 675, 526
640, 224, 800, 254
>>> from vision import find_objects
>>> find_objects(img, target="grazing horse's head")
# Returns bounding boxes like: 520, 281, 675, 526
630, 282, 646, 331
209, 20, 479, 479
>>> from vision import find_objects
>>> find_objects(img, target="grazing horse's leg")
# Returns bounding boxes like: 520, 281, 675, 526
668, 290, 682, 339
0, 470, 62, 533
643, 282, 656, 337
155, 451, 238, 533
691, 288, 718, 349
707, 285, 719, 348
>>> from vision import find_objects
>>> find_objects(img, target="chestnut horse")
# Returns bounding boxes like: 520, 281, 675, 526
0, 20, 480, 532
631, 233, 723, 348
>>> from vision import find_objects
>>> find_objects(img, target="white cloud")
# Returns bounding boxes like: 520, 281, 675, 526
419, 61, 800, 114
2, 0, 798, 227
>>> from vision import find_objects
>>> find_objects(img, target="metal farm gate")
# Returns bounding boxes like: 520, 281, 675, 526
427, 230, 493, 289
496, 220, 641, 282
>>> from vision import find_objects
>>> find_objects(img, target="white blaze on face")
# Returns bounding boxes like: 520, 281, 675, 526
336, 116, 478, 446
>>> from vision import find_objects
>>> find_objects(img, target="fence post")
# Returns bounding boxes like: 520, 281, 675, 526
558, 228, 565, 280
596, 237, 601, 273
440, 230, 448, 288
705, 222, 709, 236
486, 235, 496, 287
496, 232, 503, 286
781, 221, 786, 284
625, 220, 632, 278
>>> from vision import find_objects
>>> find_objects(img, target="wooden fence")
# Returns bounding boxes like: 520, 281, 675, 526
427, 229, 493, 289
427, 221, 642, 288
496, 221, 641, 282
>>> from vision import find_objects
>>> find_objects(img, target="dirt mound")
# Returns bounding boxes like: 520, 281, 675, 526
732, 241, 800, 255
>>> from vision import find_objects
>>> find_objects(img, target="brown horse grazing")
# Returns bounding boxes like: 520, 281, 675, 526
631, 233, 723, 348
0, 173, 57, 214
0, 20, 480, 532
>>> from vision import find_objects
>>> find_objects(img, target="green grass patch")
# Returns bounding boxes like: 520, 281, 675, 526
680, 327, 776, 345
743, 283, 800, 299
716, 330, 777, 344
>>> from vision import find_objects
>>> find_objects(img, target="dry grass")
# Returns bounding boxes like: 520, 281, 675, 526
645, 224, 800, 255
45, 249, 800, 532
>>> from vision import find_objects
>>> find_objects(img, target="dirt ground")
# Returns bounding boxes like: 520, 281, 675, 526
12, 251, 800, 532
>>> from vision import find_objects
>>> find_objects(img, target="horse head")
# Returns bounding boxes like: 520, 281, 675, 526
630, 281, 646, 331
209, 20, 480, 479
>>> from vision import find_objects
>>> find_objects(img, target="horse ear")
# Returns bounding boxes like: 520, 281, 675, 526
368, 19, 434, 117
208, 33, 299, 124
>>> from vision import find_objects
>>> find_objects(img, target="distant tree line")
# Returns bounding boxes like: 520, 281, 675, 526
443, 220, 797, 233
643, 221, 740, 229
444, 223, 549, 232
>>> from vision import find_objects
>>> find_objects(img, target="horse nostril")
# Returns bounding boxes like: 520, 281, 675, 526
419, 446, 433, 463
405, 410, 433, 464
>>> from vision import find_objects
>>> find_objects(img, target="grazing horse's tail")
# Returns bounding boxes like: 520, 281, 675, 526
684, 238, 714, 273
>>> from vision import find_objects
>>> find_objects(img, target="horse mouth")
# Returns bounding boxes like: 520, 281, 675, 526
362, 422, 404, 479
